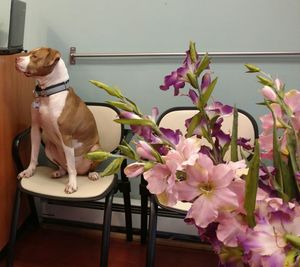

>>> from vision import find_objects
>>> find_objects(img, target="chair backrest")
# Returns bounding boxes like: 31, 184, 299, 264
157, 107, 258, 160
87, 103, 123, 153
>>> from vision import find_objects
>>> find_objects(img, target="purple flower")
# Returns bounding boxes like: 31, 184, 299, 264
188, 89, 199, 104
159, 127, 182, 145
237, 137, 252, 150
160, 50, 201, 95
205, 101, 233, 117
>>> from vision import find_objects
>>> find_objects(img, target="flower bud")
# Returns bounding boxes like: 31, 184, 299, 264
136, 141, 158, 161
245, 64, 260, 73
261, 86, 277, 101
124, 162, 146, 177
85, 150, 111, 161
275, 78, 284, 91
188, 89, 199, 105
90, 80, 123, 98
201, 72, 211, 92
119, 111, 141, 119
189, 41, 198, 63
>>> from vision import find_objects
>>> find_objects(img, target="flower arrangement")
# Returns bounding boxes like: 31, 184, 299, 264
87, 42, 300, 267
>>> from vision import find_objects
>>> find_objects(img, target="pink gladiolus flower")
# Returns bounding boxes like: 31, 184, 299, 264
243, 199, 300, 267
124, 162, 146, 177
284, 89, 300, 113
136, 141, 157, 161
143, 163, 178, 206
169, 135, 201, 168
259, 103, 283, 131
259, 132, 274, 160
284, 90, 300, 130
261, 86, 277, 101
176, 153, 238, 228
244, 217, 300, 267
216, 212, 247, 247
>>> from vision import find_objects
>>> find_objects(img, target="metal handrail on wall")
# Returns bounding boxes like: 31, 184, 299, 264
69, 46, 300, 65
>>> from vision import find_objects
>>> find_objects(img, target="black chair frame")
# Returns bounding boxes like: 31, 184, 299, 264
7, 102, 133, 267
140, 106, 259, 267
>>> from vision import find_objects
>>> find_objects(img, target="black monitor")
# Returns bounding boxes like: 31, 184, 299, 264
0, 0, 26, 54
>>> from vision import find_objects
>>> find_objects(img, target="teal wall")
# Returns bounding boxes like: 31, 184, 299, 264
21, 0, 300, 198
23, 0, 300, 118
0, 0, 12, 47
22, 0, 300, 120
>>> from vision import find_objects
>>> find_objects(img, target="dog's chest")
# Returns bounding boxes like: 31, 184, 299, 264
35, 92, 68, 140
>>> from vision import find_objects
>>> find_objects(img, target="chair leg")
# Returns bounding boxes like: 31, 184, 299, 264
140, 176, 148, 244
100, 190, 114, 267
121, 181, 133, 241
146, 195, 158, 267
120, 160, 133, 242
7, 188, 21, 267
27, 195, 39, 227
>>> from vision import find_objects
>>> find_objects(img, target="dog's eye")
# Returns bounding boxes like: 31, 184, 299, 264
31, 54, 37, 60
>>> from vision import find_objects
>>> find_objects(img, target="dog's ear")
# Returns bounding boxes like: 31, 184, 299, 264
45, 48, 61, 67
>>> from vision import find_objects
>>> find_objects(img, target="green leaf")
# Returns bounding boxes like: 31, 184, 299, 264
230, 107, 238, 162
187, 72, 199, 89
144, 161, 155, 171
100, 157, 124, 177
286, 130, 300, 178
125, 97, 142, 115
284, 249, 299, 267
244, 140, 260, 228
269, 106, 286, 198
106, 100, 134, 112
114, 118, 154, 127
85, 150, 112, 161
118, 144, 138, 160
200, 77, 218, 107
256, 75, 274, 87
195, 53, 211, 77
90, 80, 123, 98
281, 159, 297, 200
244, 64, 261, 73
186, 112, 201, 137
285, 234, 300, 250
219, 246, 244, 265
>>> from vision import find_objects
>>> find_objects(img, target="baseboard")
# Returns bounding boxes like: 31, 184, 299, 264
40, 197, 198, 237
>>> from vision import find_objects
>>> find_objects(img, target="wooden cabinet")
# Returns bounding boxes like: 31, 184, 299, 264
0, 53, 34, 251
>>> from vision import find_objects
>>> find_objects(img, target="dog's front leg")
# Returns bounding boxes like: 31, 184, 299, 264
17, 122, 41, 179
62, 144, 77, 193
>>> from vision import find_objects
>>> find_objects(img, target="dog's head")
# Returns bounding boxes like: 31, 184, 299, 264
16, 47, 61, 77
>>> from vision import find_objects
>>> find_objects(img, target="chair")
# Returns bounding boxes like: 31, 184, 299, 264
140, 106, 259, 267
7, 102, 133, 267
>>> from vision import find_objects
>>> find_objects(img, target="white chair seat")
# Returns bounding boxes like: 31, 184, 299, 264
20, 166, 116, 199
159, 200, 192, 213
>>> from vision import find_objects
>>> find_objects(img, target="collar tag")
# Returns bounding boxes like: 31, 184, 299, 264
32, 99, 40, 109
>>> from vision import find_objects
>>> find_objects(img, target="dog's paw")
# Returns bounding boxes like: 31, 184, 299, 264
64, 183, 78, 194
51, 168, 67, 178
17, 168, 35, 180
88, 172, 100, 181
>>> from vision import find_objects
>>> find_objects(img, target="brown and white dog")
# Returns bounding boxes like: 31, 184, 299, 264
16, 47, 101, 193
